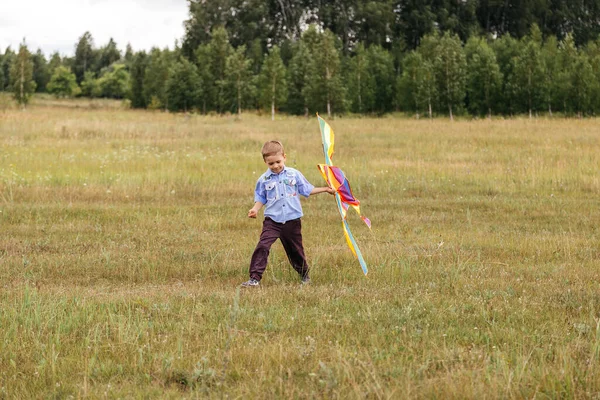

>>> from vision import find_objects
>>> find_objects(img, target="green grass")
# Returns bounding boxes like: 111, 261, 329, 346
1, 99, 600, 398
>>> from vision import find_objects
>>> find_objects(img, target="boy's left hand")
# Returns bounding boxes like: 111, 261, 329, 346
327, 187, 336, 195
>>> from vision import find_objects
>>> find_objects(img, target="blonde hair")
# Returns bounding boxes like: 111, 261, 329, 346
261, 140, 285, 159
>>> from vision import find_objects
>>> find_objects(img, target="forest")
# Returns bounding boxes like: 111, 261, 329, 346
5, 0, 600, 118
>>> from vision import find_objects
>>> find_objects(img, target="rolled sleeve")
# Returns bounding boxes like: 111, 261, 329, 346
296, 171, 315, 197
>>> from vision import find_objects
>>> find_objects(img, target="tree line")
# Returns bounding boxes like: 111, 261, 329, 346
4, 0, 600, 118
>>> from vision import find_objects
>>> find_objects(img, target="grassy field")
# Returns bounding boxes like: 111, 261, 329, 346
1, 97, 600, 398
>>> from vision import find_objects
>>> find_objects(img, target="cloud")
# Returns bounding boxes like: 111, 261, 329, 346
0, 0, 188, 57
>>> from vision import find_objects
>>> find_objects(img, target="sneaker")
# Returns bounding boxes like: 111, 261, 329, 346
241, 278, 259, 287
301, 276, 310, 285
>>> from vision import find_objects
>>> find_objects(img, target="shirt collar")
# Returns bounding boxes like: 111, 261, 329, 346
265, 166, 287, 177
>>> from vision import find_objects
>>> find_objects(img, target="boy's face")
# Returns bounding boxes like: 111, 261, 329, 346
264, 153, 286, 174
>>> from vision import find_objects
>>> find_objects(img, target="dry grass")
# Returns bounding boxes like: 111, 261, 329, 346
1, 97, 600, 398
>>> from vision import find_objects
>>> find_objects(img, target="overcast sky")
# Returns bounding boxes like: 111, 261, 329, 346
1, 0, 189, 57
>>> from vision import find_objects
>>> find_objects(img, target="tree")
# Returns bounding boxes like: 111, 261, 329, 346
47, 66, 80, 97
124, 43, 134, 69
258, 46, 288, 120
286, 41, 311, 116
194, 44, 214, 114
491, 34, 522, 115
32, 49, 49, 92
73, 32, 95, 84
556, 34, 578, 114
97, 38, 121, 72
433, 32, 467, 120
394, 0, 437, 49
345, 43, 375, 113
143, 48, 171, 109
224, 45, 255, 116
10, 42, 36, 107
80, 71, 100, 97
97, 64, 130, 99
166, 57, 200, 112
465, 37, 502, 118
129, 51, 148, 108
354, 1, 396, 50
568, 53, 595, 117
1, 47, 16, 91
398, 50, 436, 118
303, 29, 346, 117
208, 27, 234, 113
541, 35, 560, 115
367, 44, 396, 114
47, 52, 63, 78
513, 26, 546, 117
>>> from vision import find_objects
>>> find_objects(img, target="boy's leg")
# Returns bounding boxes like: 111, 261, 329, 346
279, 219, 309, 279
249, 218, 282, 281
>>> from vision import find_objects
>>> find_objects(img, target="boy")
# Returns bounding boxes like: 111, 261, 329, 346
242, 140, 334, 287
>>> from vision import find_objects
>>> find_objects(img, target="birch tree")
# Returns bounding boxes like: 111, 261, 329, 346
10, 42, 36, 108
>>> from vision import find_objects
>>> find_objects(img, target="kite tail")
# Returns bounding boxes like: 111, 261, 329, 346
350, 204, 371, 229
342, 219, 368, 275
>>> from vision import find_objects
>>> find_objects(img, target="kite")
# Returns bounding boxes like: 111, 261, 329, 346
316, 114, 371, 275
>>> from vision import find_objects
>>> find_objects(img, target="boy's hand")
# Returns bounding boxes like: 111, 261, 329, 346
248, 208, 258, 218
327, 187, 336, 195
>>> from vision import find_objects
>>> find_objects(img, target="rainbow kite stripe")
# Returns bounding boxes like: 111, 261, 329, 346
317, 114, 371, 275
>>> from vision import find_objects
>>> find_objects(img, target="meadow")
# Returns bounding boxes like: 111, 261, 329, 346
1, 95, 600, 398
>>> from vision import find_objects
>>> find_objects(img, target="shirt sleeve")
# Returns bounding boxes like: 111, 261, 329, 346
296, 170, 315, 198
254, 178, 266, 204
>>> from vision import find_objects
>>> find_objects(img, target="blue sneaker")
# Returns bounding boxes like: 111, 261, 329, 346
301, 276, 310, 285
241, 278, 259, 287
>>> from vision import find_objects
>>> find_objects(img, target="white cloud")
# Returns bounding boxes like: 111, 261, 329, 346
0, 0, 188, 57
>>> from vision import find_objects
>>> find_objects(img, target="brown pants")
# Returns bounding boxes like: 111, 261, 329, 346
249, 217, 309, 281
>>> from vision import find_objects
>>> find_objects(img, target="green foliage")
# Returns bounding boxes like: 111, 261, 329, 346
9, 42, 36, 106
2, 47, 16, 91
366, 45, 396, 114
258, 46, 287, 119
224, 46, 255, 115
73, 32, 95, 84
567, 53, 596, 116
286, 41, 311, 115
97, 38, 121, 72
47, 66, 81, 98
465, 37, 502, 117
513, 31, 546, 116
345, 43, 375, 113
80, 71, 100, 97
433, 32, 467, 120
47, 52, 63, 78
541, 36, 560, 114
194, 44, 214, 114
32, 49, 50, 92
303, 29, 346, 117
143, 48, 171, 109
97, 64, 130, 99
208, 27, 234, 113
490, 34, 522, 115
166, 57, 200, 112
129, 51, 148, 108
397, 50, 436, 118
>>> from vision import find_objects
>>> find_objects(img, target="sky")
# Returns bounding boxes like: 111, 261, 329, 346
1, 0, 189, 57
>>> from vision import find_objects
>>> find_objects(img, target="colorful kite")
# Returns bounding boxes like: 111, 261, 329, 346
317, 114, 371, 275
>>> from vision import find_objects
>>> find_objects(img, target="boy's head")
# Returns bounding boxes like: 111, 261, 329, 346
261, 140, 286, 174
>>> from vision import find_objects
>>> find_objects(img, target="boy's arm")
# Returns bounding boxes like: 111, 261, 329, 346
310, 186, 336, 196
248, 201, 264, 218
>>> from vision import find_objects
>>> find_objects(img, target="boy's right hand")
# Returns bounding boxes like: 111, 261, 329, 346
248, 209, 258, 218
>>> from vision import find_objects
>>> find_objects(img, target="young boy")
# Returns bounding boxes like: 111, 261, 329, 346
242, 140, 334, 287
